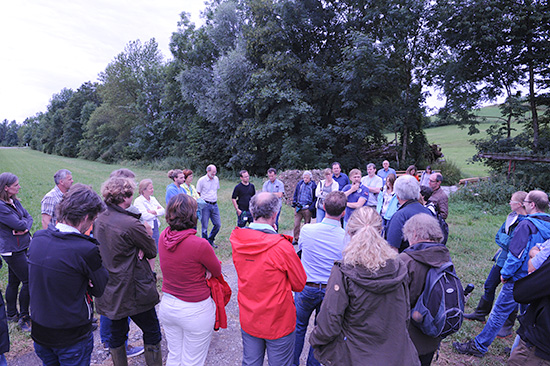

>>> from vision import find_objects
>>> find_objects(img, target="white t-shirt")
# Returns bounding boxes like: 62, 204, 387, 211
360, 175, 383, 207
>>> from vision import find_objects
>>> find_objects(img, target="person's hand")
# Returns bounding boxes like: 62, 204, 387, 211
236, 209, 242, 216
147, 209, 157, 215
12, 229, 28, 236
350, 182, 360, 192
500, 275, 508, 283
205, 270, 212, 280
138, 249, 144, 260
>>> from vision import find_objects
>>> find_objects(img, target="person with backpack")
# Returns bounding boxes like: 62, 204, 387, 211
400, 213, 461, 366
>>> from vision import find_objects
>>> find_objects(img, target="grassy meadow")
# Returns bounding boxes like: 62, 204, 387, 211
0, 145, 518, 364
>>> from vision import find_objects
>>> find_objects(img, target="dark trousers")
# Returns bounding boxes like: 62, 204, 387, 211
483, 265, 503, 303
2, 250, 30, 318
109, 307, 161, 348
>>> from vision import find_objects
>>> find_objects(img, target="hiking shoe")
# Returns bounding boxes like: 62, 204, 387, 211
6, 314, 19, 323
127, 345, 144, 358
18, 316, 31, 332
453, 340, 484, 357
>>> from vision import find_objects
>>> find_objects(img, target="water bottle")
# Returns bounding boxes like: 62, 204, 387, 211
463, 283, 475, 303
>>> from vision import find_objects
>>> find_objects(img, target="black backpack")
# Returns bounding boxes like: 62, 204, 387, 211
410, 261, 464, 338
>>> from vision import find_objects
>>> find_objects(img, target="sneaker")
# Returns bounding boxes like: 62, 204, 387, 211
126, 345, 144, 358
103, 342, 109, 351
18, 316, 31, 332
453, 339, 484, 358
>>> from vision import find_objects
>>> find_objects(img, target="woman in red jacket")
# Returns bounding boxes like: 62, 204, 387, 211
159, 194, 222, 366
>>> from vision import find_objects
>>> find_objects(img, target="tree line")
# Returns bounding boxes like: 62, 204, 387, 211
5, 0, 550, 176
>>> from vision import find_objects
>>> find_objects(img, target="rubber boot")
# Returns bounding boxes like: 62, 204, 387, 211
110, 345, 128, 366
144, 342, 162, 366
497, 310, 518, 338
464, 297, 492, 322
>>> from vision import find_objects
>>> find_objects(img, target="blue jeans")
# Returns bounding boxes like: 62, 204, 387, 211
34, 332, 93, 366
241, 329, 295, 366
475, 281, 517, 354
110, 308, 161, 348
294, 286, 324, 366
2, 250, 30, 318
316, 208, 325, 223
100, 316, 131, 347
275, 209, 281, 232
483, 265, 502, 303
201, 203, 221, 242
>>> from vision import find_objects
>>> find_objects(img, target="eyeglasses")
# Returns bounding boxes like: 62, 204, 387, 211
429, 179, 437, 183
523, 200, 532, 203
509, 200, 522, 204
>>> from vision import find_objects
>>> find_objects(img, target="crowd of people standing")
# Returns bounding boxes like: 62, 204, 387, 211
1, 160, 550, 366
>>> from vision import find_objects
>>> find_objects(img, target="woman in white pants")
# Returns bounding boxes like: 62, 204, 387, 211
159, 194, 222, 366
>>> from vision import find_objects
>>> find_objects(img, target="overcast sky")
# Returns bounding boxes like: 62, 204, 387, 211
0, 0, 206, 123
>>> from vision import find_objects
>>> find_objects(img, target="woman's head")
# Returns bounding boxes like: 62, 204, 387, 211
343, 207, 397, 272
510, 191, 528, 214
425, 165, 432, 174
182, 169, 194, 184
166, 193, 198, 231
402, 213, 443, 245
138, 179, 153, 196
101, 177, 136, 206
406, 165, 417, 176
0, 172, 19, 201
324, 168, 332, 182
385, 173, 396, 190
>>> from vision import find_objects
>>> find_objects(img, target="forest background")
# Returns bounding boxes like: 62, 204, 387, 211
1, 0, 550, 191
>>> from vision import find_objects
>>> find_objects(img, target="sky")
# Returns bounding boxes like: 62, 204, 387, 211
0, 0, 206, 123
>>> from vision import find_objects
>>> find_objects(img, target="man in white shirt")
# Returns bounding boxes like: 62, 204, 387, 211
196, 164, 221, 248
361, 163, 383, 207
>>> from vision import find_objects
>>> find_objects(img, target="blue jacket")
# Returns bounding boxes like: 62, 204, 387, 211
0, 199, 33, 253
165, 183, 187, 205
293, 180, 317, 213
376, 190, 399, 221
501, 213, 550, 282
494, 212, 526, 267
28, 228, 108, 347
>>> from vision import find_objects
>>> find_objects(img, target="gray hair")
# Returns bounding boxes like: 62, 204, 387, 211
394, 175, 420, 201
367, 163, 375, 170
302, 170, 312, 178
206, 164, 216, 172
54, 169, 72, 185
249, 192, 279, 220
403, 213, 443, 243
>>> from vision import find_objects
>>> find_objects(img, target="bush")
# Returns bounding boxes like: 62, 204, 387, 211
431, 160, 463, 186
451, 175, 529, 212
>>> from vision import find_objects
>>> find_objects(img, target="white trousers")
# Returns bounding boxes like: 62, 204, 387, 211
159, 293, 216, 366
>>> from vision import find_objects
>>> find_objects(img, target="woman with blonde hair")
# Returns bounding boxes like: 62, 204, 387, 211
315, 168, 340, 222
134, 179, 165, 246
310, 206, 419, 366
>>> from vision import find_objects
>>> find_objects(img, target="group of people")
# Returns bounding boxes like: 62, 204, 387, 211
1, 160, 550, 366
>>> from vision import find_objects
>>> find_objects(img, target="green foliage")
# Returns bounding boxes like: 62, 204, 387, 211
431, 160, 463, 186
0, 120, 20, 146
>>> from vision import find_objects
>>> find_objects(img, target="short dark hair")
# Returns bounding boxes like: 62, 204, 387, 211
166, 194, 197, 231
240, 170, 248, 177
324, 191, 347, 217
110, 168, 135, 179
182, 169, 193, 179
332, 162, 341, 169
56, 184, 106, 227
434, 173, 443, 183
267, 168, 277, 174
420, 186, 433, 201
101, 177, 135, 205
250, 192, 279, 220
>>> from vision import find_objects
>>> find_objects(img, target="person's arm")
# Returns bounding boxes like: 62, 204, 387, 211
150, 196, 165, 217
439, 194, 449, 220
528, 244, 550, 273
347, 196, 366, 209
385, 214, 404, 250
309, 264, 349, 348
273, 240, 306, 292
41, 214, 52, 230
128, 222, 157, 259
232, 185, 241, 215
134, 196, 156, 222
40, 195, 55, 229
343, 183, 358, 197
0, 202, 32, 232
500, 221, 532, 280
83, 245, 109, 297
293, 182, 301, 204
200, 243, 222, 278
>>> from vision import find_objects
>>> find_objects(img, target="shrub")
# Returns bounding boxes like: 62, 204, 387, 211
431, 160, 463, 186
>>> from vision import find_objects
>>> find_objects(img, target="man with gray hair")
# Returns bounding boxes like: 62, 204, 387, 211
361, 163, 383, 207
231, 192, 306, 366
385, 174, 431, 252
41, 169, 73, 229
197, 164, 221, 248
292, 171, 317, 245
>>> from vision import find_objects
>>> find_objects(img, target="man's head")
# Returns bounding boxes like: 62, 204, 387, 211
54, 169, 73, 193
349, 169, 362, 184
267, 168, 277, 182
402, 213, 443, 246
366, 163, 376, 177
167, 169, 185, 185
394, 175, 420, 201
302, 171, 312, 183
206, 165, 217, 179
524, 190, 549, 214
382, 160, 390, 171
249, 192, 279, 222
332, 162, 342, 177
323, 191, 347, 218
240, 170, 250, 185
56, 183, 106, 233
101, 177, 136, 208
429, 173, 443, 191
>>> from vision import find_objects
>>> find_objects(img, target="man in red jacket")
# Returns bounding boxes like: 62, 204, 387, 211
230, 192, 307, 366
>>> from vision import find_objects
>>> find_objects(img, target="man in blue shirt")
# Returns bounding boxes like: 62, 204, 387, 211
294, 191, 347, 366
377, 160, 396, 185
292, 171, 317, 245
331, 162, 349, 191
343, 168, 369, 227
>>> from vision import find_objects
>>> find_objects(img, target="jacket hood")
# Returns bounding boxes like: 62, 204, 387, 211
230, 227, 290, 255
403, 242, 450, 267
161, 227, 197, 252
340, 257, 407, 294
